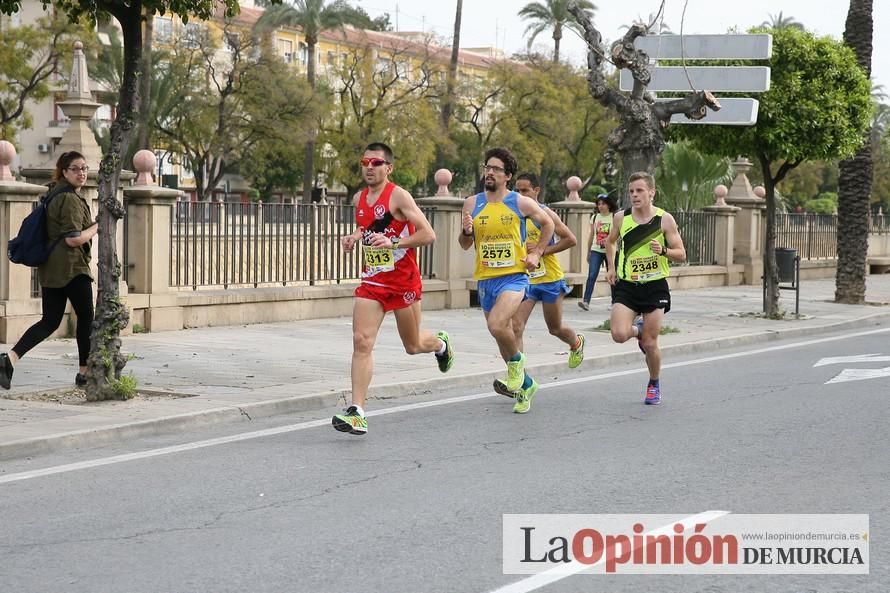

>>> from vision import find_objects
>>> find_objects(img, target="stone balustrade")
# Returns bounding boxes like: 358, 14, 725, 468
2, 162, 887, 338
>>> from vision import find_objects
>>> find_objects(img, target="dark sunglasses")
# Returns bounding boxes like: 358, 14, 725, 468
360, 158, 390, 167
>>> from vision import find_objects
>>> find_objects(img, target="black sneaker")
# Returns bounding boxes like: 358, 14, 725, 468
75, 373, 88, 387
492, 378, 518, 399
0, 353, 13, 390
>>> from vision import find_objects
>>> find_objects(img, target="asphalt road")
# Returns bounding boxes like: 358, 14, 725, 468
2, 326, 887, 593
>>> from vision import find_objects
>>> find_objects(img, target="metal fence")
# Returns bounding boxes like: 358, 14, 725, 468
870, 214, 890, 235
775, 213, 838, 259
673, 211, 718, 266
169, 201, 436, 290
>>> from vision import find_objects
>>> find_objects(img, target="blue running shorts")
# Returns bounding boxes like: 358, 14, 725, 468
477, 273, 529, 312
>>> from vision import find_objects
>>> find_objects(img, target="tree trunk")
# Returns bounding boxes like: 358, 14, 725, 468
761, 169, 780, 317
619, 148, 659, 207
835, 0, 873, 304
85, 6, 140, 401
137, 8, 153, 151
552, 24, 561, 63
303, 40, 318, 203
436, 0, 462, 170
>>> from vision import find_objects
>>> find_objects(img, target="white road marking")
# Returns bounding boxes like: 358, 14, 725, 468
814, 353, 890, 367
2, 326, 888, 484
826, 366, 890, 384
487, 510, 730, 593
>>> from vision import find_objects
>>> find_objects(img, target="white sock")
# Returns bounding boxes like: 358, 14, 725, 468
351, 405, 365, 417
435, 339, 447, 355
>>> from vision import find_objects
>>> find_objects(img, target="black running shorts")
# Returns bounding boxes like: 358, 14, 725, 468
611, 278, 671, 314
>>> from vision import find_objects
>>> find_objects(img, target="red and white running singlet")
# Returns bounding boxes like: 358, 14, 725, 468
356, 182, 420, 292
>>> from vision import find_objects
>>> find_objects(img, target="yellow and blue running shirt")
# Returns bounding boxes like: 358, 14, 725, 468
470, 192, 528, 280
525, 205, 564, 285
617, 207, 670, 283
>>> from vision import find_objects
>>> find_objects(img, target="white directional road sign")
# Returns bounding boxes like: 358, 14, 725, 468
658, 98, 759, 126
619, 67, 771, 92
634, 34, 773, 60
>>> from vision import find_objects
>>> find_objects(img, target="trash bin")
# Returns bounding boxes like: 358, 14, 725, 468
775, 247, 797, 283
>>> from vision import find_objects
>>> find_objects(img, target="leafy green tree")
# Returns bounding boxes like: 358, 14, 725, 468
0, 12, 91, 138
0, 0, 241, 401
319, 42, 440, 196
778, 161, 835, 210
873, 132, 890, 213
674, 27, 871, 316
806, 192, 838, 214
256, 0, 366, 203
154, 24, 318, 201
835, 0, 874, 304
518, 0, 596, 63
504, 59, 615, 201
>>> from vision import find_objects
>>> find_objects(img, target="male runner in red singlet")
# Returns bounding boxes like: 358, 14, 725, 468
332, 142, 454, 435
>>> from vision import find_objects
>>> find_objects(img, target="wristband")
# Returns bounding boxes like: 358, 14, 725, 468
462, 229, 474, 237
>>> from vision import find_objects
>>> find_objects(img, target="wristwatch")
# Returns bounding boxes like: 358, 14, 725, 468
391, 237, 400, 250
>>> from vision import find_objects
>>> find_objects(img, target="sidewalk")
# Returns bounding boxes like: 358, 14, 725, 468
2, 276, 890, 460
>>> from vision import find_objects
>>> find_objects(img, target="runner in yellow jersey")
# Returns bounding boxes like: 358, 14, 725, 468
493, 173, 584, 399
459, 148, 554, 413
604, 171, 686, 405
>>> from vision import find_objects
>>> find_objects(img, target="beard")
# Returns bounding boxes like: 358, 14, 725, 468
483, 177, 496, 191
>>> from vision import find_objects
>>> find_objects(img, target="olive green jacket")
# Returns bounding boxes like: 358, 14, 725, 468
38, 184, 94, 288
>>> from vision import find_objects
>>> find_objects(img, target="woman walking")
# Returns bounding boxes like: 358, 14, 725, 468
1, 151, 98, 389
578, 193, 617, 311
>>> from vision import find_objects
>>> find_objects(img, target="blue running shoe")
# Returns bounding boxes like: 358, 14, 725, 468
644, 383, 661, 405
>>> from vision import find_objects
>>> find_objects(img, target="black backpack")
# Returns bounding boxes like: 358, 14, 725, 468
7, 188, 66, 267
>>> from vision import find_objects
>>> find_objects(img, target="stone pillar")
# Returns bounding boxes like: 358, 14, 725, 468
548, 199, 596, 278
124, 150, 183, 331
0, 143, 47, 342
416, 192, 475, 309
725, 158, 766, 284
703, 184, 740, 273
53, 41, 103, 170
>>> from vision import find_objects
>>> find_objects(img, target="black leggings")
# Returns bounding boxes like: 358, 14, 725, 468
13, 274, 94, 366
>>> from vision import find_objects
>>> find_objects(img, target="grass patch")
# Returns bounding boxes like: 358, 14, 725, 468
109, 373, 138, 400
132, 323, 147, 334
593, 319, 679, 334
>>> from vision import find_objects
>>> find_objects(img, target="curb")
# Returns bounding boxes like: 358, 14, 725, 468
2, 311, 889, 461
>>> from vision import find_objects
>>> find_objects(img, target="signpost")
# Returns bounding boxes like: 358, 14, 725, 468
620, 34, 773, 126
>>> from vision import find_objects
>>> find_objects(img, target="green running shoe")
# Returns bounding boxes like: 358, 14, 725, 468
512, 378, 539, 414
332, 406, 367, 435
435, 331, 454, 373
568, 334, 585, 369
504, 352, 526, 392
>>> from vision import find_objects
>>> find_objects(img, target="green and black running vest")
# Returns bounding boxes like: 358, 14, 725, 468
617, 207, 670, 283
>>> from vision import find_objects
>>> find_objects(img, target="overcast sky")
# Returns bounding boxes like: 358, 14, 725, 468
361, 0, 888, 98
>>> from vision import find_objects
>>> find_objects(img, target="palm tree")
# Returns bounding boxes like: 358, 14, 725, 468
835, 0, 874, 304
437, 0, 463, 170
760, 11, 804, 30
519, 0, 596, 63
256, 0, 365, 202
655, 142, 733, 212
